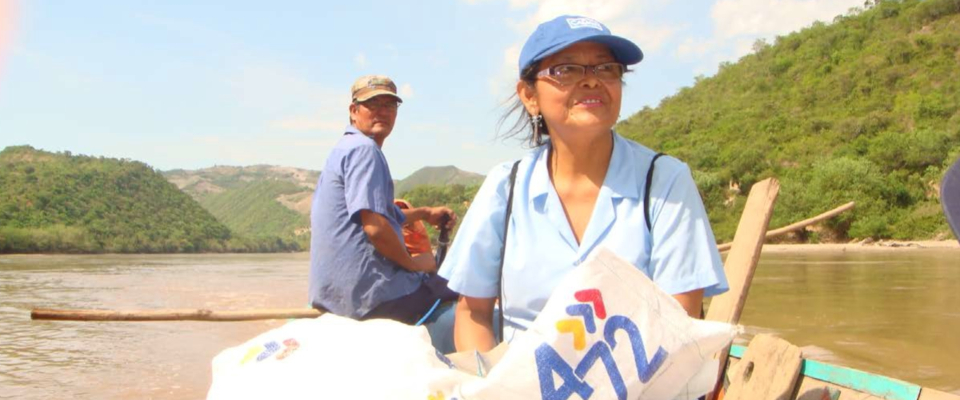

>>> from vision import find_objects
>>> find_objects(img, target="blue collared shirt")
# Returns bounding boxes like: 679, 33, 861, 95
308, 125, 423, 318
439, 132, 727, 341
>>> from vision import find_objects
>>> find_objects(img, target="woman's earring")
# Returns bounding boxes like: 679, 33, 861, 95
532, 114, 543, 145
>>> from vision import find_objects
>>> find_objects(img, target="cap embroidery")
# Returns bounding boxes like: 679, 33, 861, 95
566, 17, 603, 31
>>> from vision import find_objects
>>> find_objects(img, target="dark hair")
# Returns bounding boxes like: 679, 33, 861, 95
496, 59, 632, 148
497, 62, 549, 148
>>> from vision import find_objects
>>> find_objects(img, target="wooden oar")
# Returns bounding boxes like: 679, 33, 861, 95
32, 308, 323, 321
716, 201, 854, 252
32, 221, 456, 322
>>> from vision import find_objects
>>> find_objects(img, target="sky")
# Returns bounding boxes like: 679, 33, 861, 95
0, 0, 866, 179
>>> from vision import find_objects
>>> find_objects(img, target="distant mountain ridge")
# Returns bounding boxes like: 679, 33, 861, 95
395, 165, 484, 196
163, 164, 483, 244
163, 165, 319, 241
165, 165, 320, 198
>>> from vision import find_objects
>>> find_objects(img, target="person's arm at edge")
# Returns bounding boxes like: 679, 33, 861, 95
454, 295, 497, 352
673, 289, 704, 318
360, 210, 435, 273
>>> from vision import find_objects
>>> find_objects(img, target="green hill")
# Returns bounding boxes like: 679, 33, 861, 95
199, 180, 310, 240
396, 166, 484, 196
163, 164, 481, 249
618, 0, 960, 242
163, 165, 318, 247
0, 146, 233, 253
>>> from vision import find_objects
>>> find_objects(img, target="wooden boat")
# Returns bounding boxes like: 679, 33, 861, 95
31, 178, 959, 399
723, 339, 959, 400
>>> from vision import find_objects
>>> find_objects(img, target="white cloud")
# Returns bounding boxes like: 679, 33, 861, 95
399, 83, 415, 99
488, 43, 521, 98
676, 37, 716, 61
712, 0, 864, 39
173, 132, 339, 169
355, 52, 367, 68
526, 0, 676, 52
508, 0, 540, 8
224, 61, 350, 134
226, 63, 338, 108
461, 0, 537, 7
381, 44, 400, 61
272, 114, 343, 132
671, 0, 865, 77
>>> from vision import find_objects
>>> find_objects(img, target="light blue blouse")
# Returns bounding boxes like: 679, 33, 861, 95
438, 132, 727, 341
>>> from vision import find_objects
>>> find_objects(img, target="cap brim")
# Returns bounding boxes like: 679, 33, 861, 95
354, 90, 403, 103
534, 34, 644, 67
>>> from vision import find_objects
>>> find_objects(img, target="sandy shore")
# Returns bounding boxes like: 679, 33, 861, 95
761, 240, 960, 252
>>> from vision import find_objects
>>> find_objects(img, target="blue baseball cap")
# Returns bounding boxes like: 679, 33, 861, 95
518, 15, 643, 76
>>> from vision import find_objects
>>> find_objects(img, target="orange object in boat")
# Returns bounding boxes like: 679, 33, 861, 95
394, 199, 432, 257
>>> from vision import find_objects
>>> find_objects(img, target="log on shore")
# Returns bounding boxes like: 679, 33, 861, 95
717, 201, 855, 252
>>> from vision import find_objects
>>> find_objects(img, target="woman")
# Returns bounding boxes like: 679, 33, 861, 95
436, 15, 728, 353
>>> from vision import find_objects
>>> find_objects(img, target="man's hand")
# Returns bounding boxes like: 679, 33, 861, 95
400, 206, 457, 230
423, 207, 457, 230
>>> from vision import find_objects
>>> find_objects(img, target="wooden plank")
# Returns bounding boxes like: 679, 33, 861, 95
724, 334, 803, 400
31, 308, 323, 321
794, 385, 841, 400
706, 178, 780, 400
795, 376, 880, 400
730, 345, 957, 400
706, 177, 780, 325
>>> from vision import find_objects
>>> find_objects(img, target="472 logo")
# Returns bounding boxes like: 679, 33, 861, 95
535, 289, 668, 400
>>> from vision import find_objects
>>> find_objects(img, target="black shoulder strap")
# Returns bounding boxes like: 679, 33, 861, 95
644, 153, 665, 232
498, 160, 521, 343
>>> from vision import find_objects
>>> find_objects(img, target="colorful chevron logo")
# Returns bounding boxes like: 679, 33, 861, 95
427, 391, 458, 400
555, 288, 606, 350
239, 338, 301, 365
538, 287, 668, 400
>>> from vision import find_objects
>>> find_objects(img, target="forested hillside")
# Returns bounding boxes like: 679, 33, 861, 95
0, 146, 235, 253
164, 165, 317, 249
160, 165, 482, 250
199, 180, 310, 246
619, 0, 960, 241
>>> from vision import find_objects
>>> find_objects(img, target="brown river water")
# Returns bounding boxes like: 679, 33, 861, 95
1, 249, 958, 399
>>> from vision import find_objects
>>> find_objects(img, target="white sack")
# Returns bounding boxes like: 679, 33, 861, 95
457, 248, 739, 400
208, 247, 738, 400
207, 314, 478, 400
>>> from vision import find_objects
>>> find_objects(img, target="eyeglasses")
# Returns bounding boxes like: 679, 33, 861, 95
358, 99, 401, 111
536, 62, 626, 86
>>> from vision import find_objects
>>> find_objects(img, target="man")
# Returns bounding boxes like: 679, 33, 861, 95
308, 75, 458, 324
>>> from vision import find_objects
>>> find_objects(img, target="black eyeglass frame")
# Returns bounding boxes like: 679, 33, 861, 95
535, 62, 627, 86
